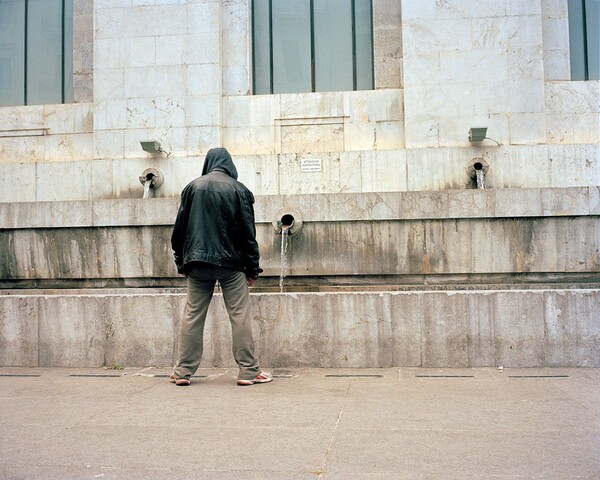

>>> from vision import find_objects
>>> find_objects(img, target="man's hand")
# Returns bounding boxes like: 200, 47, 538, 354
247, 277, 256, 287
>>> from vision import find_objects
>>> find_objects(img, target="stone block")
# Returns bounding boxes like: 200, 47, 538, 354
509, 113, 547, 145
235, 154, 279, 196
186, 126, 222, 157
280, 123, 344, 154
541, 187, 590, 216
401, 191, 449, 219
221, 2, 249, 66
590, 186, 600, 215
338, 152, 363, 192
94, 99, 129, 130
92, 198, 176, 227
223, 95, 275, 128
36, 161, 92, 202
374, 121, 406, 150
390, 293, 422, 366
94, 6, 126, 40
125, 66, 187, 98
45, 104, 93, 135
278, 92, 345, 119
249, 293, 325, 367
360, 150, 407, 193
406, 148, 470, 191
0, 163, 36, 203
544, 290, 600, 367
222, 65, 251, 96
494, 292, 546, 367
421, 292, 470, 367
38, 296, 107, 367
542, 17, 570, 51
93, 69, 125, 101
0, 201, 92, 229
0, 297, 38, 366
95, 38, 129, 70
127, 37, 156, 68
103, 294, 180, 367
508, 80, 545, 113
495, 188, 542, 217
447, 190, 495, 218
546, 81, 600, 114
186, 95, 221, 127
572, 113, 600, 144
543, 49, 571, 81
154, 96, 187, 129
0, 136, 46, 164
403, 53, 440, 87
94, 129, 125, 161
277, 153, 342, 194
320, 292, 397, 367
155, 35, 185, 66
188, 2, 220, 34
124, 4, 187, 38
400, 0, 436, 20
506, 15, 543, 47
223, 126, 275, 156
0, 105, 44, 130
404, 117, 440, 148
490, 145, 550, 189
185, 31, 220, 64
466, 293, 496, 366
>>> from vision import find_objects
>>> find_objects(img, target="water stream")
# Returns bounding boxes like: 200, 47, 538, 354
475, 170, 486, 189
142, 179, 153, 199
279, 226, 291, 293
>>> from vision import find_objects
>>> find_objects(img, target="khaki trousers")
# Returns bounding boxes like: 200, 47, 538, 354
173, 265, 261, 381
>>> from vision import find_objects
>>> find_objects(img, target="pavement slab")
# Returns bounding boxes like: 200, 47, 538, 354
1, 367, 599, 479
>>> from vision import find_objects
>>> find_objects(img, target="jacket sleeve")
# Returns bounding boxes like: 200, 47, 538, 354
238, 190, 262, 278
171, 187, 191, 273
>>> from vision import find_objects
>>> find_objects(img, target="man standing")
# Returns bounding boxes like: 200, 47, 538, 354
170, 147, 272, 387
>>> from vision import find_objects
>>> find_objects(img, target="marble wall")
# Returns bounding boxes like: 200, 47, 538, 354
0, 0, 598, 203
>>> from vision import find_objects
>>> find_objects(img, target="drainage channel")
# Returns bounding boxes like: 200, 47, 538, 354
415, 375, 475, 378
0, 374, 41, 377
325, 374, 383, 378
508, 375, 570, 379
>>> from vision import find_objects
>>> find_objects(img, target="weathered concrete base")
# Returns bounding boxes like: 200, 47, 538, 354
1, 289, 598, 368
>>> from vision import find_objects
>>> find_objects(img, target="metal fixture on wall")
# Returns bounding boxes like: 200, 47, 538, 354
468, 127, 501, 145
272, 208, 304, 236
469, 127, 487, 142
140, 140, 168, 155
139, 168, 164, 198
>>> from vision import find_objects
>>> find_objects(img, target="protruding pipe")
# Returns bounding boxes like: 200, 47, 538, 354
467, 158, 489, 189
272, 208, 303, 235
139, 168, 164, 198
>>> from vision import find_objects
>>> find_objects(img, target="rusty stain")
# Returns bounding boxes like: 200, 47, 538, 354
422, 255, 432, 273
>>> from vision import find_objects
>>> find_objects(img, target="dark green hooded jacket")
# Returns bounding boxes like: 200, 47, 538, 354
171, 148, 262, 278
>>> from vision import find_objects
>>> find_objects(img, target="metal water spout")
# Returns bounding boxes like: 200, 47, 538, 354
272, 208, 303, 236
138, 168, 164, 198
272, 209, 304, 292
468, 159, 489, 189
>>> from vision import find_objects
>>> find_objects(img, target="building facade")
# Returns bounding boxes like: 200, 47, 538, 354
0, 1, 598, 369
0, 0, 598, 202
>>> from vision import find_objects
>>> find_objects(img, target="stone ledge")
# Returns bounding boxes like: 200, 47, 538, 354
1, 288, 598, 368
1, 187, 597, 229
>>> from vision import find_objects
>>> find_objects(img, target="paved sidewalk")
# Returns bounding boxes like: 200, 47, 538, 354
1, 367, 599, 479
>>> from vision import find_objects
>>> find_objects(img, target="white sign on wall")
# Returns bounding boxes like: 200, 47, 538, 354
300, 158, 322, 172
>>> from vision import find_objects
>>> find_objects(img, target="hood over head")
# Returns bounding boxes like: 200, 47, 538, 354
201, 147, 238, 180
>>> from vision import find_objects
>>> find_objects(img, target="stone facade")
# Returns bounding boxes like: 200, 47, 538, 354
0, 0, 598, 202
0, 1, 598, 368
